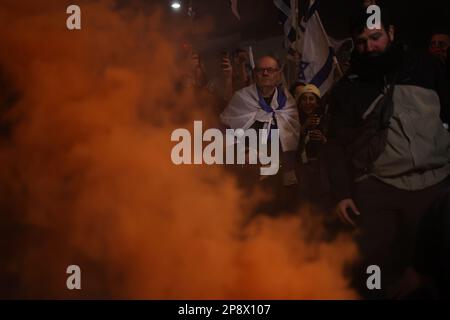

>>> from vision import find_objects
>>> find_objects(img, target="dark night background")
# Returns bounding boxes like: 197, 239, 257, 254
152, 0, 450, 49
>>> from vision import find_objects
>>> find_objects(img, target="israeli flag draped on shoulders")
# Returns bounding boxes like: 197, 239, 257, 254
298, 0, 335, 95
220, 84, 300, 152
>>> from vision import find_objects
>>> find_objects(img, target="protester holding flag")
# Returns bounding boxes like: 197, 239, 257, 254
429, 29, 450, 65
209, 49, 253, 102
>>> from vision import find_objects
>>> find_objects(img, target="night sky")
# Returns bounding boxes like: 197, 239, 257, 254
156, 0, 450, 49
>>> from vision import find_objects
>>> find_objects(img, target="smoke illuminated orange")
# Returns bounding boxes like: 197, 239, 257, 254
0, 0, 358, 299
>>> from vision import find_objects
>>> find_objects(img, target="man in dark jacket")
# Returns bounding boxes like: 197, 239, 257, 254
326, 9, 450, 299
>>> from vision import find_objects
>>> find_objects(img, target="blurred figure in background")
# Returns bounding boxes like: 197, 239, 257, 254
429, 30, 450, 65
209, 48, 253, 102
181, 52, 208, 90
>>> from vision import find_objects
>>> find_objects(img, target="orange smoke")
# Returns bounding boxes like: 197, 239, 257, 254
0, 0, 357, 299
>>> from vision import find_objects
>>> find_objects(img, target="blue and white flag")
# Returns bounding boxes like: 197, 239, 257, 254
298, 0, 336, 95
273, 0, 300, 58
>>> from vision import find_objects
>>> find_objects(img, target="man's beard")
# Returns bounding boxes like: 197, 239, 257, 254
350, 41, 402, 79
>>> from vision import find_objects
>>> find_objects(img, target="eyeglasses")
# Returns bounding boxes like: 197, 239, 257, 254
430, 41, 449, 50
254, 67, 280, 75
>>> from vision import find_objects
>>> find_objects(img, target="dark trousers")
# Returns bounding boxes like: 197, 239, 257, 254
352, 176, 450, 299
415, 187, 450, 298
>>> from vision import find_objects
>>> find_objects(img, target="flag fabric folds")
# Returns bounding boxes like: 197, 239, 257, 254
298, 0, 336, 95
273, 0, 300, 58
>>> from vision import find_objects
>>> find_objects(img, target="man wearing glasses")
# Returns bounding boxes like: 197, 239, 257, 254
220, 56, 300, 210
221, 55, 300, 154
429, 30, 450, 65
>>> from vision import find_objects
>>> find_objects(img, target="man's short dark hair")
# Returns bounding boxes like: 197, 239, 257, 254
349, 6, 393, 38
255, 55, 282, 70
430, 27, 450, 38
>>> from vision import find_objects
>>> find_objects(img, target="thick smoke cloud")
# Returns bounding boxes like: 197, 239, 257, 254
0, 0, 357, 299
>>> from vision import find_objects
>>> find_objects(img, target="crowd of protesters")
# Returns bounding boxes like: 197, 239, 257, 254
177, 3, 450, 300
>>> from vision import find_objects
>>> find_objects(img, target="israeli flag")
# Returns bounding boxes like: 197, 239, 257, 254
298, 0, 336, 95
273, 0, 299, 55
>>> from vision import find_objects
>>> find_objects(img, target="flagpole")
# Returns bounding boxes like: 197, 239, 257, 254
295, 0, 302, 57
290, 0, 301, 87
293, 0, 299, 43
312, 0, 344, 78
